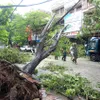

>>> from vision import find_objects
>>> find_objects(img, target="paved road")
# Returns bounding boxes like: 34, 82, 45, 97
37, 56, 100, 90
16, 56, 100, 99
16, 55, 100, 90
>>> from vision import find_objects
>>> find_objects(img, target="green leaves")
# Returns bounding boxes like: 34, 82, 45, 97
81, 0, 100, 36
0, 8, 13, 45
25, 11, 50, 32
0, 8, 51, 46
42, 63, 66, 73
66, 89, 76, 96
9, 14, 27, 45
39, 64, 100, 99
0, 48, 31, 63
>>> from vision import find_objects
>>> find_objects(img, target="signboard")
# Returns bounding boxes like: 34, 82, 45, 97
64, 11, 83, 35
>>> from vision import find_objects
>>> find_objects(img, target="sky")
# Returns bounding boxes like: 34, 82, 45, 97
0, 0, 53, 15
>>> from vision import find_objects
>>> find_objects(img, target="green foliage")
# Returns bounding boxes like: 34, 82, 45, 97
0, 29, 9, 44
10, 14, 28, 46
81, 0, 100, 37
39, 73, 100, 99
25, 11, 50, 32
0, 9, 51, 46
41, 63, 66, 73
39, 63, 100, 99
0, 48, 31, 63
0, 8, 13, 25
52, 36, 71, 56
66, 89, 76, 97
78, 44, 86, 57
0, 8, 13, 44
96, 82, 100, 88
33, 69, 38, 75
52, 36, 85, 57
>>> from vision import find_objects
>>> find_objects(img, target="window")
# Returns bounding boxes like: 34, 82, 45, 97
60, 7, 64, 14
89, 41, 96, 49
76, 5, 82, 11
70, 9, 74, 13
55, 9, 59, 14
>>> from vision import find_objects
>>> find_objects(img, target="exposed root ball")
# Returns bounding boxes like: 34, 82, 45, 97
0, 60, 41, 100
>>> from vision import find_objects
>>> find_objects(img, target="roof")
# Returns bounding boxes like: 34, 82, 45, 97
51, 0, 64, 11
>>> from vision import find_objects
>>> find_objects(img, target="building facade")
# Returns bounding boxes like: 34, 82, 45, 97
51, 0, 94, 38
51, 0, 64, 17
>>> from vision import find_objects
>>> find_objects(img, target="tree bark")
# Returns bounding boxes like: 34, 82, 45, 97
26, 57, 42, 74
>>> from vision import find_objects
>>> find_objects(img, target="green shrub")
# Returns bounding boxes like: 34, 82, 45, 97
39, 73, 100, 99
41, 63, 66, 73
0, 48, 31, 63
52, 36, 86, 57
78, 45, 86, 57
52, 36, 71, 57
33, 69, 38, 75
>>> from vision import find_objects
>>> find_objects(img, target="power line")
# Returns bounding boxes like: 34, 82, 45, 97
53, 0, 81, 27
0, 0, 52, 8
9, 0, 24, 21
0, 0, 24, 25
7, 0, 24, 46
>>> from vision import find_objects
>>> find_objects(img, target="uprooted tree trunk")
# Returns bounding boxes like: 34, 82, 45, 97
23, 0, 81, 75
0, 60, 41, 100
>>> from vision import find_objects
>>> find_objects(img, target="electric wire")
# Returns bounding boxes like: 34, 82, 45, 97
0, 0, 24, 25
0, 0, 24, 33
0, 0, 52, 8
53, 0, 81, 27
9, 0, 24, 21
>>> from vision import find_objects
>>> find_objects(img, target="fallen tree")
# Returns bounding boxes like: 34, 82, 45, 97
23, 0, 81, 75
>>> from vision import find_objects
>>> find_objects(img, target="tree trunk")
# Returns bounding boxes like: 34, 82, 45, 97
8, 33, 13, 47
23, 25, 69, 75
24, 56, 42, 75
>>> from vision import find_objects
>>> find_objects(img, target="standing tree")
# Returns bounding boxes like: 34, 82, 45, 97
9, 14, 28, 46
0, 8, 13, 45
25, 10, 50, 33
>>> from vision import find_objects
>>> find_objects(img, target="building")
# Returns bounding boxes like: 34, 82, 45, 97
51, 0, 64, 17
82, 0, 94, 13
64, 0, 83, 38
51, 0, 94, 38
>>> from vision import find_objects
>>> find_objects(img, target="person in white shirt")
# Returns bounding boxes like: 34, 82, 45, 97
70, 43, 78, 64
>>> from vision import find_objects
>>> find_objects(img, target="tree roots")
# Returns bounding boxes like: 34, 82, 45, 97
0, 60, 41, 100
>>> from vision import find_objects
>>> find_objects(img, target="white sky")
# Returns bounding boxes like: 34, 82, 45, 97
0, 0, 53, 15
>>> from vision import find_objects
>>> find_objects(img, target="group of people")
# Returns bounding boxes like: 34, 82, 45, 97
62, 43, 78, 64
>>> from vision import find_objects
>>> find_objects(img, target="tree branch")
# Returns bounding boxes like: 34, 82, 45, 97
41, 25, 69, 59
40, 14, 56, 37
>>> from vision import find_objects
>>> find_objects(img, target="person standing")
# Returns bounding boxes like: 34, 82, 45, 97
70, 43, 78, 64
62, 47, 67, 61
